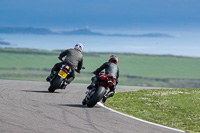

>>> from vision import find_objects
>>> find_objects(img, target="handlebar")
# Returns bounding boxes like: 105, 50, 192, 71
92, 71, 98, 75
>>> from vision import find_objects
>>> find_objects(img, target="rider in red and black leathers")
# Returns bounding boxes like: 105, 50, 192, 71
46, 43, 84, 86
87, 55, 119, 103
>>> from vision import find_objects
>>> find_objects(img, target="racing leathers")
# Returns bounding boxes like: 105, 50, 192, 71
47, 48, 83, 85
88, 62, 119, 103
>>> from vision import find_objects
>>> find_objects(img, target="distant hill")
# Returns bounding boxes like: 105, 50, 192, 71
62, 26, 103, 35
0, 27, 54, 34
0, 41, 10, 45
0, 26, 173, 38
0, 38, 11, 45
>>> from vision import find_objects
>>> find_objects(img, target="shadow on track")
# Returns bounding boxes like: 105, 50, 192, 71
59, 104, 101, 108
59, 104, 87, 108
22, 90, 60, 93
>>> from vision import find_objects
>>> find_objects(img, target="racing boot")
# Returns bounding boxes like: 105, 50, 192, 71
66, 77, 74, 85
87, 83, 95, 90
61, 81, 68, 89
87, 77, 97, 89
102, 95, 108, 103
61, 78, 72, 89
102, 91, 115, 103
46, 71, 56, 82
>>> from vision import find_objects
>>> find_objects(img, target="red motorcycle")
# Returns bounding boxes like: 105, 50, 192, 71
82, 74, 115, 107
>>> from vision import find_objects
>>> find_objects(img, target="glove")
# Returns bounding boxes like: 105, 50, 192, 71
116, 79, 118, 85
58, 57, 63, 61
92, 71, 97, 75
76, 70, 80, 74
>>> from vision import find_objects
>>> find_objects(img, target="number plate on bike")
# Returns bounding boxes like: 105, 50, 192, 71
58, 70, 68, 78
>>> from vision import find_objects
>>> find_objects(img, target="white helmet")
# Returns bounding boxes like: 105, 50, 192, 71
74, 43, 84, 52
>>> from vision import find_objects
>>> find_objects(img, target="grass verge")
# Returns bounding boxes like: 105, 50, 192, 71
106, 88, 200, 133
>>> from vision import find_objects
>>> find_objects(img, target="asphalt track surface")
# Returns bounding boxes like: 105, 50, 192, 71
0, 80, 186, 133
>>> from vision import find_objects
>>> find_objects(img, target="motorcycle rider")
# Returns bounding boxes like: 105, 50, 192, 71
87, 55, 119, 103
46, 43, 84, 88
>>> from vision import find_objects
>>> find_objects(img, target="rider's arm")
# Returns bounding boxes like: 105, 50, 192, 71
76, 57, 83, 73
116, 68, 119, 85
94, 62, 107, 75
59, 49, 69, 59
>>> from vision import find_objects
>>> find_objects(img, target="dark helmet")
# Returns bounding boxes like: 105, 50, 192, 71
108, 55, 118, 64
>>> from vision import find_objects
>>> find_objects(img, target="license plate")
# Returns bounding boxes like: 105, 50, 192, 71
58, 70, 68, 78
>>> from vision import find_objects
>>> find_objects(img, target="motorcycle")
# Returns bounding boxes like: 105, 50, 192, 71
48, 57, 85, 93
82, 74, 115, 107
48, 66, 72, 93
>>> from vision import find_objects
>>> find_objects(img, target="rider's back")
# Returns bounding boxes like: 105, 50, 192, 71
60, 48, 83, 69
95, 62, 119, 80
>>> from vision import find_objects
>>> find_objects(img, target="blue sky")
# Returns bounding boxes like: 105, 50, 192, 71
0, 0, 200, 32
0, 0, 200, 57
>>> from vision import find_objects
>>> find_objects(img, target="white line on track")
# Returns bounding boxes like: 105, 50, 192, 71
97, 102, 185, 133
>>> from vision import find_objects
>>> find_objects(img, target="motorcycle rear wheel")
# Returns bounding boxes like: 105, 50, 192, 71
48, 76, 62, 93
87, 86, 105, 108
82, 98, 87, 105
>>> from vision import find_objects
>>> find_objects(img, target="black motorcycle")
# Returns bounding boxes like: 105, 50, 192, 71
48, 57, 85, 93
82, 74, 115, 107
48, 62, 73, 93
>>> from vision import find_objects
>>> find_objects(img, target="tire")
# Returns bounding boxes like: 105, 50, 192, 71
82, 98, 86, 105
87, 86, 105, 108
48, 76, 62, 93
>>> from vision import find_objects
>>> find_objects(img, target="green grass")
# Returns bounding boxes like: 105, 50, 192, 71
83, 53, 200, 79
1, 48, 200, 87
106, 88, 200, 133
118, 54, 200, 79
